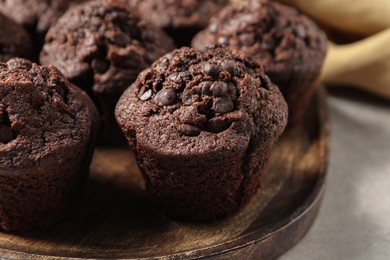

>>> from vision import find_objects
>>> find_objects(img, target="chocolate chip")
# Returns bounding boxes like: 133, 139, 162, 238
221, 62, 239, 76
138, 89, 152, 101
168, 72, 183, 84
202, 63, 219, 76
213, 97, 234, 114
208, 117, 228, 133
200, 81, 213, 96
261, 75, 272, 88
0, 125, 13, 143
228, 82, 238, 100
179, 71, 191, 80
54, 84, 69, 102
159, 59, 170, 72
154, 88, 177, 106
239, 33, 255, 46
218, 37, 229, 45
92, 59, 110, 74
182, 95, 193, 105
180, 124, 201, 137
112, 33, 131, 46
294, 24, 306, 39
210, 81, 229, 97
182, 90, 195, 105
209, 23, 219, 33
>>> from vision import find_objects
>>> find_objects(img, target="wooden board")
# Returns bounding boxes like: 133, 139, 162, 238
0, 86, 330, 260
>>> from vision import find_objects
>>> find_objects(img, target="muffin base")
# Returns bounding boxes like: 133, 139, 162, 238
0, 138, 95, 232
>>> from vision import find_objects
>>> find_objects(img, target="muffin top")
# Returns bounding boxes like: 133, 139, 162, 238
0, 13, 33, 62
128, 0, 229, 30
40, 0, 175, 95
0, 58, 98, 169
192, 0, 327, 73
116, 47, 288, 154
0, 0, 86, 35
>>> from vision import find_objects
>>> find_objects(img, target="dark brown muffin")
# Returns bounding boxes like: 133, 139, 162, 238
0, 13, 34, 62
0, 0, 86, 40
40, 0, 175, 145
192, 0, 327, 124
116, 47, 288, 220
127, 0, 229, 46
0, 58, 99, 232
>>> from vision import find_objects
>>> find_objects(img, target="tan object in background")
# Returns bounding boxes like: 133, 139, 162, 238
322, 28, 390, 100
275, 0, 390, 35
230, 0, 390, 99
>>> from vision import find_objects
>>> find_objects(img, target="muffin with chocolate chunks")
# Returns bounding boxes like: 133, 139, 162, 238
116, 47, 288, 220
127, 0, 229, 46
40, 0, 175, 145
0, 58, 98, 231
0, 13, 33, 62
192, 0, 327, 124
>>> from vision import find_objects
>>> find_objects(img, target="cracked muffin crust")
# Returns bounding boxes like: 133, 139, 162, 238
0, 58, 98, 231
127, 0, 229, 46
116, 47, 288, 220
0, 13, 33, 62
192, 0, 327, 124
40, 0, 175, 145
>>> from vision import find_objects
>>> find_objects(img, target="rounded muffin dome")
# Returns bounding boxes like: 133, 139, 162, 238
127, 0, 229, 46
0, 58, 97, 169
40, 0, 175, 95
128, 0, 229, 30
0, 58, 98, 231
192, 0, 327, 124
116, 47, 288, 220
116, 46, 287, 154
40, 0, 175, 145
192, 0, 327, 75
0, 0, 86, 36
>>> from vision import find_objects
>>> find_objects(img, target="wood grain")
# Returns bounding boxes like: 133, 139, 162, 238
0, 86, 330, 260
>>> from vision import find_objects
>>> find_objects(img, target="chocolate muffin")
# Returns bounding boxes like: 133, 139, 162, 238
40, 0, 175, 145
192, 0, 327, 124
127, 0, 229, 46
0, 13, 33, 62
116, 47, 288, 220
0, 0, 86, 42
0, 58, 98, 231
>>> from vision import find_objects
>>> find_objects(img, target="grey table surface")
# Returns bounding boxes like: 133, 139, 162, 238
280, 89, 390, 260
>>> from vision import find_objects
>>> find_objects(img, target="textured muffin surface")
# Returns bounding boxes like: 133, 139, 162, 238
0, 58, 97, 169
128, 0, 229, 30
116, 47, 288, 220
40, 0, 175, 95
0, 13, 33, 62
0, 0, 86, 35
192, 0, 327, 123
127, 0, 228, 46
116, 46, 286, 153
192, 0, 327, 74
40, 0, 175, 144
0, 58, 98, 231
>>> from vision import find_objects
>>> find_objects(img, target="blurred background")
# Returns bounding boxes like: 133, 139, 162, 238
272, 0, 390, 259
